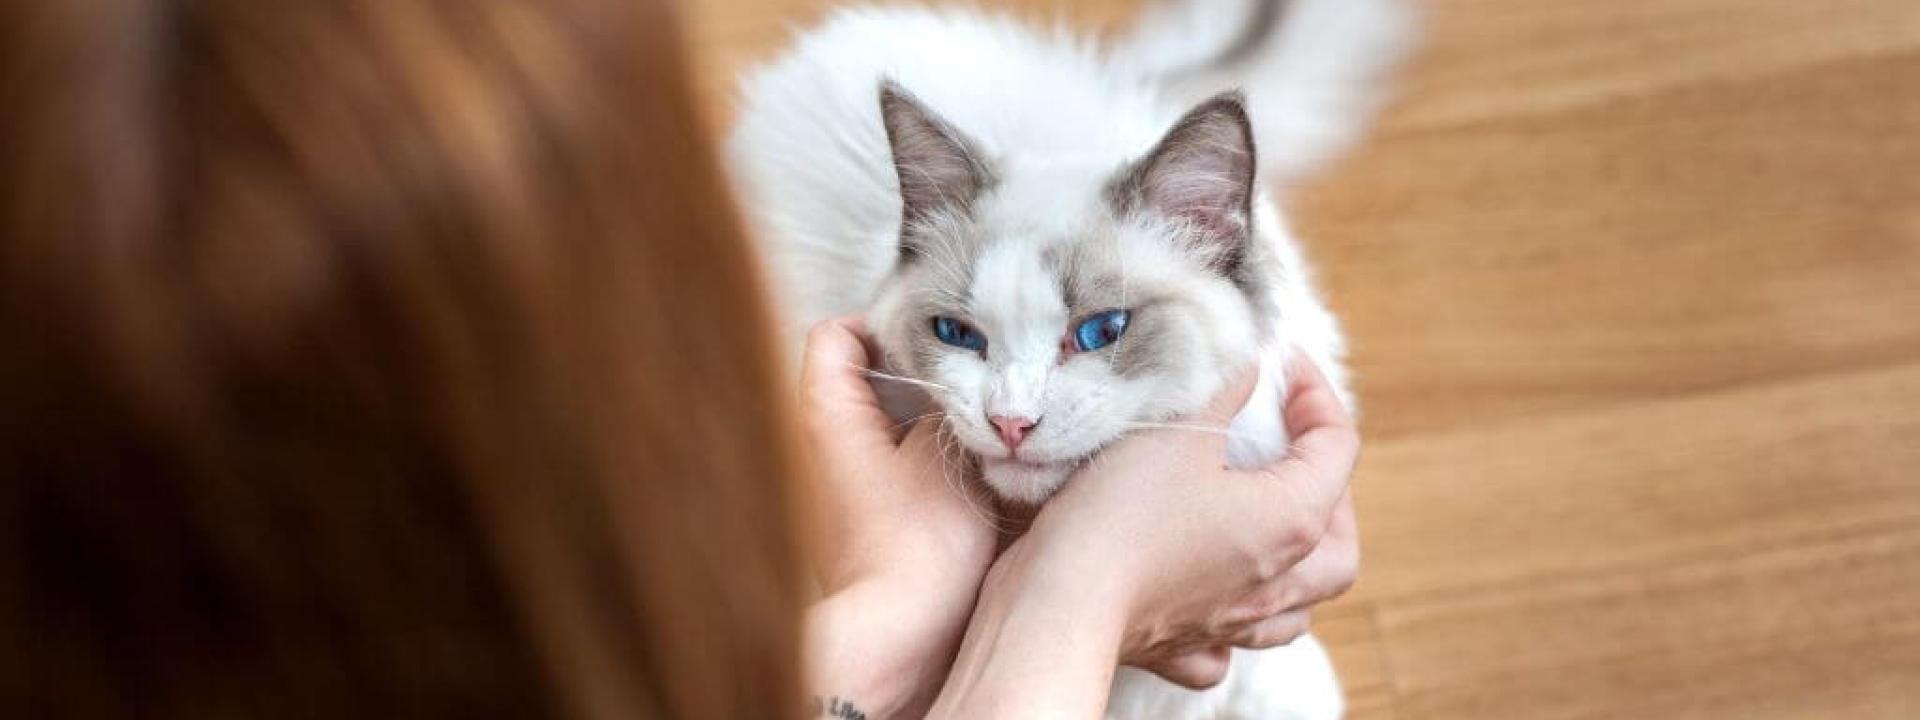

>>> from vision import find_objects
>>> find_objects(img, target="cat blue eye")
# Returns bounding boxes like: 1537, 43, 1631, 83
1072, 309, 1131, 352
931, 316, 987, 353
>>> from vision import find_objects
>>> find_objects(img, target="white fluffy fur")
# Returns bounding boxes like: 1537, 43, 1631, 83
729, 0, 1410, 717
1114, 0, 1415, 183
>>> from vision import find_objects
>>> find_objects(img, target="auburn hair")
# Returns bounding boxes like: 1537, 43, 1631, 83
1, 0, 802, 718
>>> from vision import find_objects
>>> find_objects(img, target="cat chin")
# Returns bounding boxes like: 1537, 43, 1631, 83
980, 458, 1073, 505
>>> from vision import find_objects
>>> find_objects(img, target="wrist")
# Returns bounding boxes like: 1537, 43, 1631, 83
806, 576, 977, 719
1023, 502, 1150, 635
924, 535, 1132, 719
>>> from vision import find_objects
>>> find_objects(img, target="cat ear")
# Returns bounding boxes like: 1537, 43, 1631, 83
880, 81, 992, 245
1112, 92, 1257, 268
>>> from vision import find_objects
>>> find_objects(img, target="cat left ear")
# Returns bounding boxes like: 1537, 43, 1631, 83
1111, 93, 1257, 269
880, 81, 993, 244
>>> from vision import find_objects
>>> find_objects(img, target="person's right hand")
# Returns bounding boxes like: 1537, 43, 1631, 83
1029, 350, 1362, 688
798, 317, 1002, 719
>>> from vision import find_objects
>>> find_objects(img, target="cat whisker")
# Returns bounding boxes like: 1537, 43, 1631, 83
888, 411, 944, 433
931, 416, 1017, 533
1120, 421, 1238, 439
855, 365, 953, 394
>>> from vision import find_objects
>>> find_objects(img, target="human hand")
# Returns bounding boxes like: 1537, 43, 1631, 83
1028, 350, 1361, 688
799, 317, 1000, 718
1131, 492, 1357, 688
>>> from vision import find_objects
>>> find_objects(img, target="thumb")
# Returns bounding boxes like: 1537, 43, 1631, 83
897, 417, 982, 500
798, 317, 895, 443
1227, 348, 1360, 533
1276, 350, 1360, 508
1193, 363, 1261, 428
897, 414, 947, 459
1141, 647, 1233, 690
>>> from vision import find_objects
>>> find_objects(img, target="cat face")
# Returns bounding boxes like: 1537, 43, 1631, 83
868, 83, 1275, 503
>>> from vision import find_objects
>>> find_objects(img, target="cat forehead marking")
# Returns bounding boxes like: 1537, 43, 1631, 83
971, 242, 1068, 360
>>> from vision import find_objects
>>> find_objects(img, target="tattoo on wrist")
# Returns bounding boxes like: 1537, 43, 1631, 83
810, 695, 869, 720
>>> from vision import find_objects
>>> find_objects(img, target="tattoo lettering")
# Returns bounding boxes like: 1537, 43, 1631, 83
810, 695, 868, 720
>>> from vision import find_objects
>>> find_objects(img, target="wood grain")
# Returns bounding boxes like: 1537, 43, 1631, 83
682, 0, 1920, 716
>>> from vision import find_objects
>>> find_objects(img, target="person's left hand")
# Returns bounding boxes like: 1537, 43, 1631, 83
800, 317, 1000, 719
1032, 352, 1361, 690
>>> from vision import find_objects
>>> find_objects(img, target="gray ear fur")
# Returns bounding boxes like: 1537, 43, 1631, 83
879, 81, 993, 256
1111, 92, 1257, 270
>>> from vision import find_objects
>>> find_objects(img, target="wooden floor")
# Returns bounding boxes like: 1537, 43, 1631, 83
683, 1, 1920, 717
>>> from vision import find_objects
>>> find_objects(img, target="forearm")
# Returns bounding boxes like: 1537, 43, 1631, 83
924, 536, 1131, 720
805, 579, 974, 720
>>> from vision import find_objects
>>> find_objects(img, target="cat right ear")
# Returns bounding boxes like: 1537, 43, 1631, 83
880, 81, 992, 251
1110, 93, 1257, 273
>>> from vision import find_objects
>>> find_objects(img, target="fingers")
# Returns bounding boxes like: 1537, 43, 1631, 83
1230, 610, 1312, 650
897, 414, 945, 456
1279, 351, 1360, 500
1197, 363, 1262, 426
801, 317, 871, 379
1306, 491, 1360, 600
798, 317, 894, 442
1234, 350, 1359, 524
896, 416, 965, 480
1281, 349, 1353, 437
1238, 492, 1359, 618
1140, 646, 1233, 690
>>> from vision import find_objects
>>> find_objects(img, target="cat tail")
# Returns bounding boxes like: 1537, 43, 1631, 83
1112, 0, 1417, 185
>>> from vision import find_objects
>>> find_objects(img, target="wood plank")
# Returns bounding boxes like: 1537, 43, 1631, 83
1346, 359, 1920, 605
1316, 607, 1392, 703
1301, 51, 1920, 441
1388, 0, 1920, 133
1376, 523, 1920, 719
1343, 688, 1399, 720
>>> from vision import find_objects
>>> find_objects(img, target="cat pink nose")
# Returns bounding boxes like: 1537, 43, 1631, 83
989, 415, 1038, 450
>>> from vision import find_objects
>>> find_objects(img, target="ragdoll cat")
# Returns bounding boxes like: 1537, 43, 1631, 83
730, 0, 1411, 717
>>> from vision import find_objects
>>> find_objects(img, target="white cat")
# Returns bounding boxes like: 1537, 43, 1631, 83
729, 0, 1411, 717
